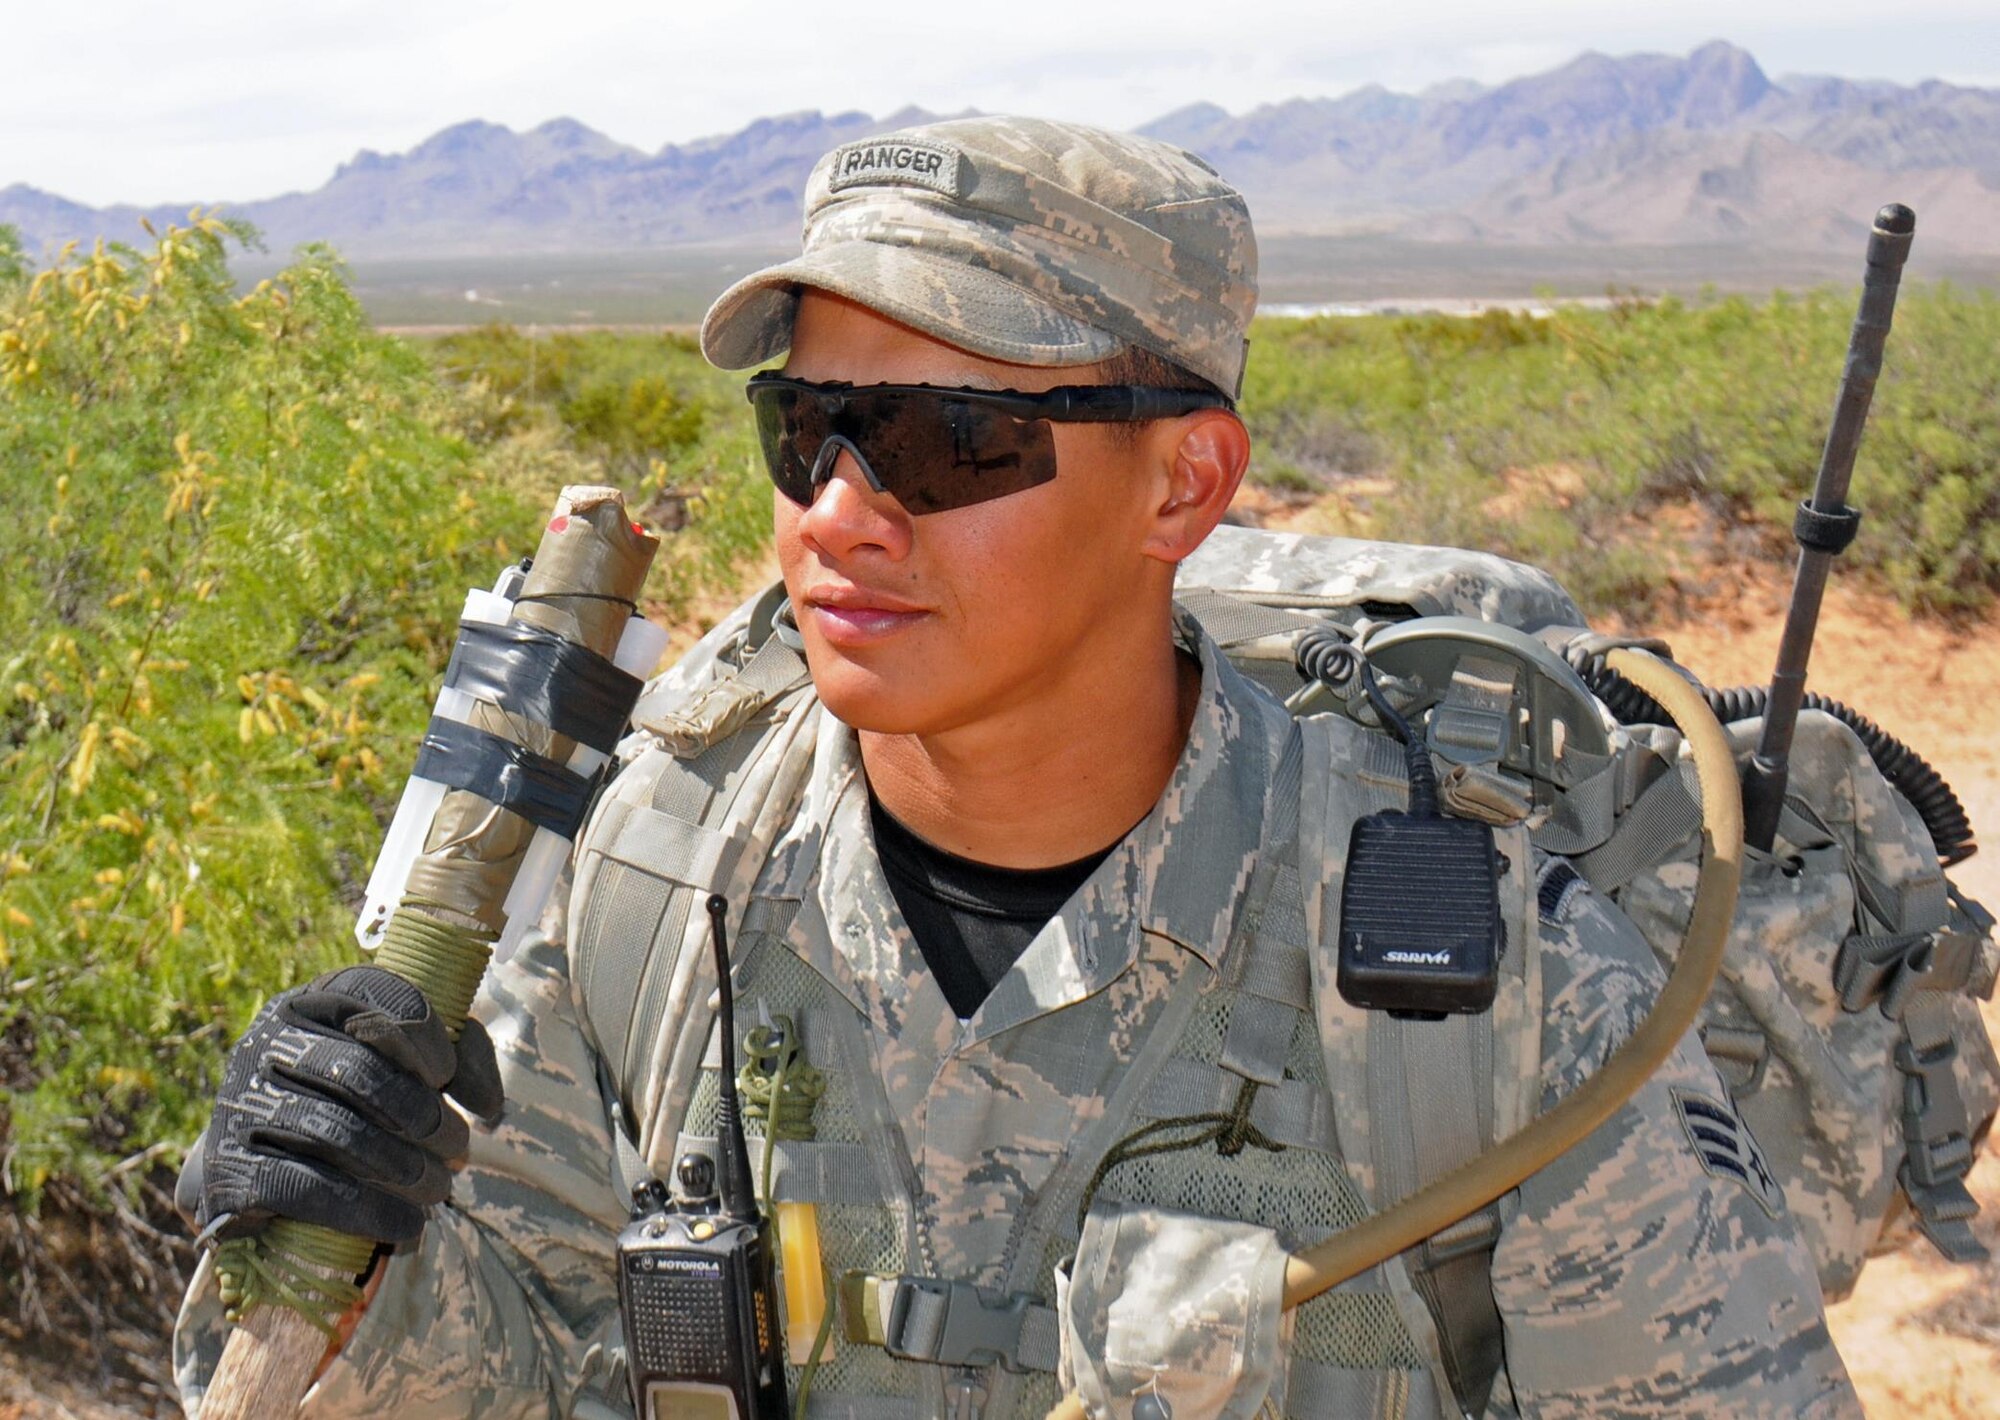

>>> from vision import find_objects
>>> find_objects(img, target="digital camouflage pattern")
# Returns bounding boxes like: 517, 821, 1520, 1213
1616, 712, 2000, 1300
175, 592, 1862, 1419
1178, 525, 1590, 633
1061, 1202, 1291, 1419
1480, 867, 1856, 1418
699, 116, 1259, 396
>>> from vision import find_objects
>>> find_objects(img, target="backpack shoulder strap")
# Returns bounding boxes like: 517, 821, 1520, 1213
570, 605, 818, 1145
1294, 709, 1544, 1418
1368, 1013, 1506, 1415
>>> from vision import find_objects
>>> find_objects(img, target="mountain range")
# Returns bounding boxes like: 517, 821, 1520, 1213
6, 41, 2000, 259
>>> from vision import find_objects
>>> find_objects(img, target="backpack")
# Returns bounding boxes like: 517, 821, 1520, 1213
575, 525, 1997, 1409
1176, 526, 1999, 1301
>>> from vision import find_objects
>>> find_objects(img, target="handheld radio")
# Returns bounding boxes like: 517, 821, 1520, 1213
616, 896, 789, 1419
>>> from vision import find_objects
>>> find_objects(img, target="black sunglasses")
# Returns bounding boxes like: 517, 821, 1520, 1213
745, 373, 1234, 516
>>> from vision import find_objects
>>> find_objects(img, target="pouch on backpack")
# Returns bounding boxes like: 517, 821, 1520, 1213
1611, 711, 1998, 1296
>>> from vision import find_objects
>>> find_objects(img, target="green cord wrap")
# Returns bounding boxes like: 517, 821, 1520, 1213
738, 1015, 827, 1144
217, 899, 493, 1333
214, 1219, 375, 1337
374, 898, 497, 1040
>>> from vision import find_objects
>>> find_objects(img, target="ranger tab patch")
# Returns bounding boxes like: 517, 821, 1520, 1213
1672, 1087, 1783, 1218
826, 139, 962, 197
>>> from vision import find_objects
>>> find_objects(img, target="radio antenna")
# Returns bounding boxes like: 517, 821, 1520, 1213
706, 894, 760, 1221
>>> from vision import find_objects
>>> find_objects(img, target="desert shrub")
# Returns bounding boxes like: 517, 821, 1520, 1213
0, 230, 791, 1393
1243, 286, 2000, 615
0, 219, 538, 1209
427, 325, 773, 623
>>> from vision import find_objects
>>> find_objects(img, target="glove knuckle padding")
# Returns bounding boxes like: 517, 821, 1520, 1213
288, 965, 456, 1089
269, 1034, 465, 1156
192, 966, 479, 1244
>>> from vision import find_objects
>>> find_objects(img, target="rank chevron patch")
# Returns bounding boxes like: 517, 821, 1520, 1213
1672, 1087, 1784, 1218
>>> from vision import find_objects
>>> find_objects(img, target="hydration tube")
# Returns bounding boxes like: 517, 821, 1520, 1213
1044, 646, 1743, 1420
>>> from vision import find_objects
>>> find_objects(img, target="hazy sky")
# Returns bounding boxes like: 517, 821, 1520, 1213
9, 0, 1998, 207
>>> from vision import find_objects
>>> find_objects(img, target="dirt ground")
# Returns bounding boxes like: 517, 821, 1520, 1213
4, 537, 1996, 1418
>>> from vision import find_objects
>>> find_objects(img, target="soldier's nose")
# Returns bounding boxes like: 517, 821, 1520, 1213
797, 448, 913, 562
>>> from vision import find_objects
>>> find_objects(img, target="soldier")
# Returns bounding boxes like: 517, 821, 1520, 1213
174, 116, 1862, 1418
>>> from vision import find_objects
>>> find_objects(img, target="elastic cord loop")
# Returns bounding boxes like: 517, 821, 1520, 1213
213, 1219, 374, 1338
1793, 499, 1863, 555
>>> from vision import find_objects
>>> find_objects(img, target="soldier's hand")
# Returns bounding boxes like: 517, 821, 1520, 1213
174, 965, 504, 1245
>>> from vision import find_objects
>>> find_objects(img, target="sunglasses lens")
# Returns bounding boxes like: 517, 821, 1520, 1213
750, 382, 1060, 515
752, 385, 824, 507
860, 398, 1057, 515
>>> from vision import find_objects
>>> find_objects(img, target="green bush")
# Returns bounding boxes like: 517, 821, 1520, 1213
0, 220, 539, 1202
1243, 287, 2000, 615
427, 325, 773, 624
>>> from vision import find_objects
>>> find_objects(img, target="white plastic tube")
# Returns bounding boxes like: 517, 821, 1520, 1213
354, 590, 671, 957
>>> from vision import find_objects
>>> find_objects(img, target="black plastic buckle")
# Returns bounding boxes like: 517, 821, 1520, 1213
1898, 1034, 1973, 1189
883, 1276, 1035, 1372
1893, 1029, 1991, 1262
1416, 1201, 1504, 1270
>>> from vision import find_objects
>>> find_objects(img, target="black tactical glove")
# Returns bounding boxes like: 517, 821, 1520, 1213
175, 964, 504, 1246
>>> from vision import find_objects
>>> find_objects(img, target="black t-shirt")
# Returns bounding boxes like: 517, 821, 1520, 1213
869, 795, 1123, 1020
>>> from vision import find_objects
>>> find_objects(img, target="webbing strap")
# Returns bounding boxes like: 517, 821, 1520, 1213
1286, 1357, 1445, 1420
1369, 1010, 1505, 1417
1137, 1057, 1338, 1154
1529, 747, 1625, 855
1577, 760, 1702, 892
1237, 935, 1312, 1008
593, 798, 736, 889
1176, 588, 1326, 648
1219, 992, 1300, 1086
1834, 931, 1980, 1017
1217, 732, 1309, 1090
635, 635, 811, 758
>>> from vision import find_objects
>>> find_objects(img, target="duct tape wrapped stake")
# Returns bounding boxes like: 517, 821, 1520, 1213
200, 486, 664, 1420
357, 486, 668, 986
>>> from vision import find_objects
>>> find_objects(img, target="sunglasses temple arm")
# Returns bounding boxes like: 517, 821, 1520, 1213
1042, 387, 1233, 422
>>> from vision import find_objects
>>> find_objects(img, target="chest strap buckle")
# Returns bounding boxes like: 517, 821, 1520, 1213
840, 1271, 1060, 1373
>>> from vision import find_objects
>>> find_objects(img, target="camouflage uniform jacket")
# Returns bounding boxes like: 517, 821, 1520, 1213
175, 605, 1860, 1420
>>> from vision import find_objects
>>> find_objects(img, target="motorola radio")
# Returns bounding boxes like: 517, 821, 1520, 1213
616, 896, 789, 1419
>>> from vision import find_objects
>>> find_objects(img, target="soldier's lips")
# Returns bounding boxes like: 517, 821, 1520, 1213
802, 587, 931, 647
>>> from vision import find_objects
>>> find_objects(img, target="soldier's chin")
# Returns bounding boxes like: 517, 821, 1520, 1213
805, 655, 949, 737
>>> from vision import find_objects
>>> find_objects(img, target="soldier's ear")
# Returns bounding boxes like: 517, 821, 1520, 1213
1140, 410, 1249, 565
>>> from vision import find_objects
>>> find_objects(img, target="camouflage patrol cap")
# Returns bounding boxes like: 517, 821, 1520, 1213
699, 115, 1259, 397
